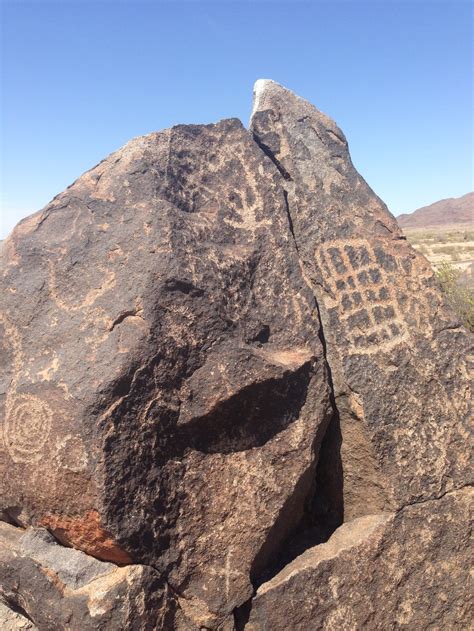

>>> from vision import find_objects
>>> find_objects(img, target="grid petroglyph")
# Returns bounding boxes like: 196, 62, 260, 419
315, 239, 433, 354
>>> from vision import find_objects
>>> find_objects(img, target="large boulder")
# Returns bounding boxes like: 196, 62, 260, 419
0, 118, 331, 627
246, 486, 473, 630
250, 79, 473, 521
1, 80, 471, 630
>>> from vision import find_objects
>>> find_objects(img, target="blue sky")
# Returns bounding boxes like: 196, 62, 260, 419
1, 0, 472, 238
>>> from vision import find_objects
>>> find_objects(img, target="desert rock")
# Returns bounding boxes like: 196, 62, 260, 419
0, 600, 37, 630
0, 80, 471, 630
250, 79, 473, 520
246, 486, 473, 630
0, 522, 165, 630
0, 117, 331, 626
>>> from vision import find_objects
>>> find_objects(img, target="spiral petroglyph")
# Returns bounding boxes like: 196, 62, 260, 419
4, 394, 53, 463
1, 314, 55, 463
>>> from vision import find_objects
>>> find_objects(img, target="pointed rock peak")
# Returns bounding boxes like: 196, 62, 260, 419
250, 75, 472, 528
250, 79, 345, 143
251, 79, 299, 115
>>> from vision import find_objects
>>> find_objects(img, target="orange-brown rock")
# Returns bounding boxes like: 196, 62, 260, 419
0, 522, 165, 630
39, 510, 132, 564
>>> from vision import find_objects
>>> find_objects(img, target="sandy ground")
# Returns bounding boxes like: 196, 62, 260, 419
402, 223, 474, 290
402, 224, 474, 287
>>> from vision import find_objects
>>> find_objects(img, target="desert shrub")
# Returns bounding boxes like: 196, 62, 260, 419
432, 245, 462, 261
436, 262, 474, 332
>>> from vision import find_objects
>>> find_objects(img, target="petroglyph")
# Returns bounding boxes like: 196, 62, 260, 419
315, 239, 434, 354
53, 435, 88, 472
47, 260, 116, 313
0, 314, 23, 385
37, 355, 60, 381
165, 126, 272, 238
223, 150, 272, 235
0, 314, 54, 463
4, 394, 53, 463
223, 547, 245, 604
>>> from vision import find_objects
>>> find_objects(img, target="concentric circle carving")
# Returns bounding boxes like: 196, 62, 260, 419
4, 394, 53, 463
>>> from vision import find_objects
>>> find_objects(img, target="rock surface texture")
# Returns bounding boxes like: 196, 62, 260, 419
246, 487, 473, 631
0, 522, 164, 630
0, 80, 472, 630
250, 79, 472, 519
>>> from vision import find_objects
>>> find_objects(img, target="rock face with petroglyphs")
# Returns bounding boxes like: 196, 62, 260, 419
250, 79, 472, 520
0, 117, 331, 628
0, 81, 472, 630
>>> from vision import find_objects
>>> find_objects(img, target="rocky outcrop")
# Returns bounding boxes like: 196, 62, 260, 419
246, 487, 473, 630
0, 117, 331, 627
0, 522, 165, 630
0, 80, 471, 630
250, 79, 472, 520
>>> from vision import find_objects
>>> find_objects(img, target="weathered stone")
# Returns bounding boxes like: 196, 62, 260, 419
0, 118, 331, 625
0, 600, 37, 630
250, 79, 473, 519
1, 79, 471, 630
0, 522, 164, 630
246, 487, 473, 630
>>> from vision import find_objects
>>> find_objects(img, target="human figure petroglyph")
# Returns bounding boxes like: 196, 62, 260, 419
165, 126, 272, 237
223, 153, 272, 235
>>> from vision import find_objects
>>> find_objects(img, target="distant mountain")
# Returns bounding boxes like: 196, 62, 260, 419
397, 192, 473, 228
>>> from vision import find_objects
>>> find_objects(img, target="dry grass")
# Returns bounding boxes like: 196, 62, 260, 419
402, 223, 474, 328
403, 223, 474, 290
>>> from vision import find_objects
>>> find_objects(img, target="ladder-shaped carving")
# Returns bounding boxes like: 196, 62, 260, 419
315, 239, 434, 354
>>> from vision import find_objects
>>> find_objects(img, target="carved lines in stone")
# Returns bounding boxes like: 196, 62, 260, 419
47, 259, 116, 313
315, 239, 428, 354
4, 394, 53, 463
0, 314, 54, 463
223, 148, 272, 235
